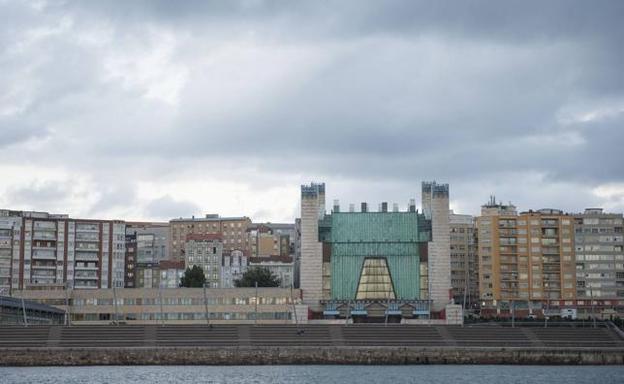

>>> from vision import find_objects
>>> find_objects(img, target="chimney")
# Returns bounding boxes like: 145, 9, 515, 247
361, 202, 368, 213
408, 199, 416, 212
333, 199, 340, 213
381, 202, 388, 212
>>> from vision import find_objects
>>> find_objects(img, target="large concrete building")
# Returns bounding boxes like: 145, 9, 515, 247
422, 182, 452, 311
247, 223, 295, 258
169, 215, 251, 261
0, 209, 126, 292
249, 255, 294, 288
299, 182, 445, 320
134, 260, 185, 289
14, 287, 303, 324
124, 222, 170, 288
221, 249, 248, 288
477, 200, 576, 306
449, 211, 479, 308
574, 208, 624, 300
0, 214, 21, 293
184, 234, 224, 288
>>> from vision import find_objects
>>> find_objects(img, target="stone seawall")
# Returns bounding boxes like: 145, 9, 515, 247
1, 347, 623, 366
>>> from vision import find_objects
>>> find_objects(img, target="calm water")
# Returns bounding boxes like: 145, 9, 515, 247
1, 365, 623, 383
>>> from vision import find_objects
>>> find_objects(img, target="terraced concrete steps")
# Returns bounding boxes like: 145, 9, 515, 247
1, 324, 623, 349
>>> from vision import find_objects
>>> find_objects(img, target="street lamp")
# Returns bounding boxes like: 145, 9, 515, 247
203, 282, 210, 327
0, 288, 6, 325
64, 280, 73, 326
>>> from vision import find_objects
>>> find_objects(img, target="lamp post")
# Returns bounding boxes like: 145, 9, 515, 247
112, 284, 119, 326
254, 281, 258, 326
158, 284, 165, 327
511, 299, 515, 328
0, 288, 6, 325
21, 296, 28, 327
203, 282, 210, 327
590, 288, 596, 328
545, 298, 550, 328
64, 280, 73, 327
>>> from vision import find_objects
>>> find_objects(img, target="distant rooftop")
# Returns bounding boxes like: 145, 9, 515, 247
171, 214, 249, 222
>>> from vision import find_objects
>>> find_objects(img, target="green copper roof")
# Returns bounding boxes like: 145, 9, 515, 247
324, 211, 430, 300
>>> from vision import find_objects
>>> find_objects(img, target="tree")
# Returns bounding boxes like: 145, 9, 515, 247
180, 265, 206, 288
234, 267, 281, 288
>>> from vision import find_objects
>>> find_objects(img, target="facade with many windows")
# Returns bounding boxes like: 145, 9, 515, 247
169, 215, 251, 261
574, 209, 624, 300
14, 287, 302, 324
449, 211, 479, 308
477, 201, 576, 305
0, 209, 126, 292
184, 234, 223, 288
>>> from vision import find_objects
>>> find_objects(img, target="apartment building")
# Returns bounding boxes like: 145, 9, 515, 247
574, 209, 624, 300
247, 223, 295, 258
449, 211, 479, 308
221, 249, 248, 288
477, 199, 576, 305
125, 222, 170, 288
169, 215, 251, 261
184, 234, 223, 288
0, 209, 126, 291
249, 255, 294, 288
0, 214, 21, 293
135, 260, 185, 289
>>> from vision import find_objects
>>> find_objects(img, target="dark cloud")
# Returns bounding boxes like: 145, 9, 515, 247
5, 181, 71, 207
1, 0, 623, 220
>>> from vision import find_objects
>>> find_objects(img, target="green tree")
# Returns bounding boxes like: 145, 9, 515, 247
234, 267, 281, 288
180, 265, 207, 288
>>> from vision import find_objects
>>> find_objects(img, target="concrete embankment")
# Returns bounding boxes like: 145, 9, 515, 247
1, 346, 623, 366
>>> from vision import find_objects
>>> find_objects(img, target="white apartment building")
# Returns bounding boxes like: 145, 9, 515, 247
221, 249, 248, 288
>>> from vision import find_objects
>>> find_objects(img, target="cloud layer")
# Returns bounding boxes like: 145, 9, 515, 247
1, 0, 623, 221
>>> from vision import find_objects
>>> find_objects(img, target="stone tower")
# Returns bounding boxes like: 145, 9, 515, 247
422, 181, 451, 311
300, 183, 325, 309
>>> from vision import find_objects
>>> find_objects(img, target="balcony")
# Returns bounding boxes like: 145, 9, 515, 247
75, 234, 100, 242
31, 264, 56, 270
31, 250, 56, 259
75, 224, 99, 232
74, 252, 99, 261
74, 272, 98, 279
33, 222, 57, 231
32, 243, 56, 250
31, 272, 56, 280
75, 264, 98, 271
541, 220, 559, 228
32, 232, 57, 240
75, 244, 99, 252
73, 282, 98, 289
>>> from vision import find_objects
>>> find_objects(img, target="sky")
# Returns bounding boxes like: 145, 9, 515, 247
1, 0, 624, 223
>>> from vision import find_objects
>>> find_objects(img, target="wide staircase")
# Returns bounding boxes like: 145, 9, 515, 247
0, 324, 623, 349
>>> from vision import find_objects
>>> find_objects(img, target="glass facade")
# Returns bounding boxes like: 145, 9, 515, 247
355, 258, 395, 300
322, 211, 431, 300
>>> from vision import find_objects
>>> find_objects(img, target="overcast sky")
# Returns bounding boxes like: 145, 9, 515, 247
1, 0, 623, 222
